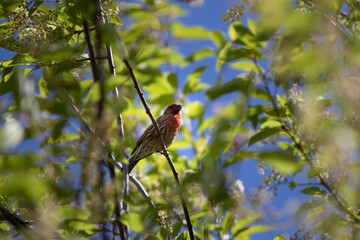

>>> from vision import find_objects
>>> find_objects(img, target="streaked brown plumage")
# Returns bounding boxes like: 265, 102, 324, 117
128, 104, 182, 173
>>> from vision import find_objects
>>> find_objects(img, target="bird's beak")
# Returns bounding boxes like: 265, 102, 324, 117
176, 104, 182, 111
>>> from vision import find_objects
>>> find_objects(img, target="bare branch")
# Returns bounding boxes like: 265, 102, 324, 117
122, 58, 195, 240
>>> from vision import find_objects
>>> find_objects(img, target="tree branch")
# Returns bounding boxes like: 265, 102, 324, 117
99, 5, 130, 238
82, 20, 99, 83
122, 58, 195, 240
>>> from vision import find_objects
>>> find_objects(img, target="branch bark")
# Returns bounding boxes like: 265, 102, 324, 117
122, 58, 195, 240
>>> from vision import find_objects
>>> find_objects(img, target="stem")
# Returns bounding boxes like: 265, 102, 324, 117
122, 58, 195, 240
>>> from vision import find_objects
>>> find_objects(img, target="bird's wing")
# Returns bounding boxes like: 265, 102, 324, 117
131, 116, 163, 155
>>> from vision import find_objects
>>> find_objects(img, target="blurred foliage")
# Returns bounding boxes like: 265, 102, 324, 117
0, 0, 359, 239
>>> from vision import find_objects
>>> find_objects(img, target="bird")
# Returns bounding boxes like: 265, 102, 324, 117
128, 104, 182, 173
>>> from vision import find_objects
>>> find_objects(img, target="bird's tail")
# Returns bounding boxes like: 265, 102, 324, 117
128, 149, 152, 173
128, 155, 139, 173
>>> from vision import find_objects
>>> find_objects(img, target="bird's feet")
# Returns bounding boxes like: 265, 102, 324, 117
160, 151, 171, 156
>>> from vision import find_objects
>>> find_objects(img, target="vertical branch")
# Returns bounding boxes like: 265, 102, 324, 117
122, 59, 195, 240
82, 0, 107, 237
93, 0, 109, 238
106, 33, 130, 240
94, 0, 105, 119
82, 20, 99, 82
99, 4, 129, 239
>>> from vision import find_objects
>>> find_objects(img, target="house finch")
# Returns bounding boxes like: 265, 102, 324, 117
128, 104, 182, 173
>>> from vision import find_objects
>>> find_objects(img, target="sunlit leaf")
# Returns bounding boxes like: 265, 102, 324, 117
183, 66, 209, 95
257, 150, 305, 174
218, 46, 258, 66
187, 101, 205, 122
221, 212, 235, 236
296, 199, 327, 214
274, 234, 288, 240
233, 214, 261, 233
120, 213, 145, 233
0, 223, 10, 232
58, 206, 91, 220
186, 48, 216, 63
301, 187, 328, 199
171, 22, 223, 46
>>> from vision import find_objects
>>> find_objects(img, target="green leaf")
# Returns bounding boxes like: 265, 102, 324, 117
206, 77, 248, 100
233, 214, 261, 233
229, 22, 257, 48
172, 22, 223, 46
68, 221, 100, 235
206, 75, 271, 101
300, 187, 328, 199
183, 66, 209, 95
187, 101, 205, 121
295, 199, 327, 214
218, 46, 256, 66
257, 150, 305, 174
221, 213, 235, 236
108, 16, 122, 25
166, 72, 178, 90
157, 227, 170, 240
277, 95, 291, 117
234, 225, 271, 239
177, 231, 188, 240
50, 119, 67, 142
230, 60, 259, 72
186, 48, 216, 63
172, 221, 183, 238
274, 234, 288, 240
308, 166, 326, 179
0, 223, 10, 232
120, 213, 145, 233
247, 105, 268, 128
58, 206, 90, 220
84, 82, 100, 103
0, 0, 21, 18
248, 127, 281, 147
38, 76, 49, 97
172, 22, 213, 39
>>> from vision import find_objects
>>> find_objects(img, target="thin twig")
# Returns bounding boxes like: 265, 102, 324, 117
82, 20, 99, 82
122, 58, 195, 240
